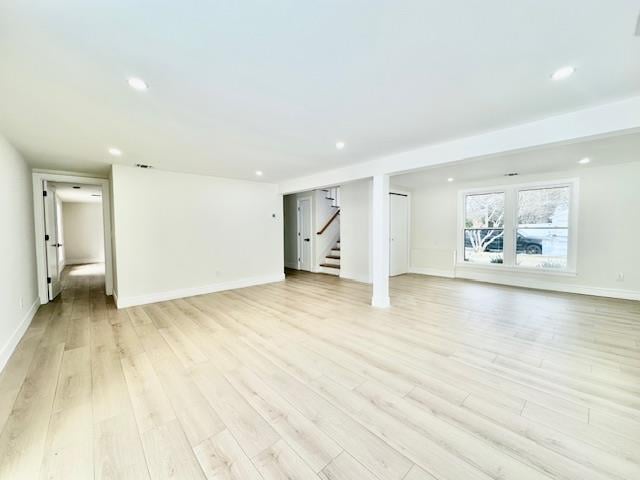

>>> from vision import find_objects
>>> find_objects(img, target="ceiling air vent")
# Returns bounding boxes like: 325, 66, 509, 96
504, 172, 519, 177
135, 163, 153, 169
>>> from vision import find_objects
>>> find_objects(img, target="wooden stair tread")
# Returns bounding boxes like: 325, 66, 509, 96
320, 263, 340, 269
326, 255, 340, 259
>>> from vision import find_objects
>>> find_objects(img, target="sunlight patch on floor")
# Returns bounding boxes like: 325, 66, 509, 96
68, 262, 105, 277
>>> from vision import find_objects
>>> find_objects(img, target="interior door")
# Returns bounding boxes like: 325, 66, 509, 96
43, 181, 63, 300
390, 193, 409, 276
297, 198, 312, 271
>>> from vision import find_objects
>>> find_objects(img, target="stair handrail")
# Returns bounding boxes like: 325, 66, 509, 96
317, 209, 340, 235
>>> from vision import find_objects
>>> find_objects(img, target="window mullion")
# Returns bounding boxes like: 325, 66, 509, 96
503, 188, 517, 266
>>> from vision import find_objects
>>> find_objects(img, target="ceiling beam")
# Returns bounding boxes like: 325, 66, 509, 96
278, 95, 640, 194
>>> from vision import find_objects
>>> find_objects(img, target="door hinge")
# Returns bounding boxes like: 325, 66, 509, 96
43, 190, 48, 197
47, 277, 52, 284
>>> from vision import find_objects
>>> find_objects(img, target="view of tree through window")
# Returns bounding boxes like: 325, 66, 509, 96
516, 186, 569, 269
464, 192, 505, 264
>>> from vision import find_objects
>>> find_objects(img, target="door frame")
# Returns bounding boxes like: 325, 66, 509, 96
32, 171, 114, 304
296, 195, 314, 271
42, 182, 63, 300
389, 189, 411, 275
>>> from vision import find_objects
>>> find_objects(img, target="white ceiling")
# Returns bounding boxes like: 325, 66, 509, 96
1, 1, 639, 182
53, 182, 102, 203
392, 131, 640, 188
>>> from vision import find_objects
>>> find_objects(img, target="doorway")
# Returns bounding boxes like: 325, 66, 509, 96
33, 173, 113, 304
390, 192, 409, 276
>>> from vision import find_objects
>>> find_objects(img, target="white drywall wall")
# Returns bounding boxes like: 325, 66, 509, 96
62, 202, 105, 265
111, 165, 284, 307
407, 162, 640, 299
339, 179, 372, 283
0, 135, 39, 371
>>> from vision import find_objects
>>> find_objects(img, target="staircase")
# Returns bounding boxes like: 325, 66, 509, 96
317, 187, 341, 276
319, 239, 340, 275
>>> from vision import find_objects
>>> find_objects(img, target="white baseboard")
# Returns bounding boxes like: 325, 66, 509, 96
456, 270, 640, 301
0, 298, 40, 373
66, 257, 105, 265
115, 273, 286, 309
409, 266, 455, 278
409, 265, 640, 301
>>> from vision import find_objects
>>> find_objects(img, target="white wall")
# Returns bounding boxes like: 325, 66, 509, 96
407, 162, 640, 299
111, 165, 284, 307
340, 179, 372, 283
62, 202, 105, 265
0, 135, 39, 371
108, 169, 119, 296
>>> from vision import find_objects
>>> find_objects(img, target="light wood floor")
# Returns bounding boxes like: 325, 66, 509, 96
1, 265, 639, 479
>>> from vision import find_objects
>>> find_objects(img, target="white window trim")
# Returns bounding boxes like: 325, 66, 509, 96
456, 178, 579, 275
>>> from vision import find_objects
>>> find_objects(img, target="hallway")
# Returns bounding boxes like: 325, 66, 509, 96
0, 267, 639, 479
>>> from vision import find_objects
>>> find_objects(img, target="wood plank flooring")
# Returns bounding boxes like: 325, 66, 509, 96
0, 263, 639, 479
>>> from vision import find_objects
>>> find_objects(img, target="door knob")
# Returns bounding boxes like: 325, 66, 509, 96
304, 238, 310, 242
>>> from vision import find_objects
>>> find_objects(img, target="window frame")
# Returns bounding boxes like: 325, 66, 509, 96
456, 178, 579, 275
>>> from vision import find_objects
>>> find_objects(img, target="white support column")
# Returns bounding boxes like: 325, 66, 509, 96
371, 174, 390, 308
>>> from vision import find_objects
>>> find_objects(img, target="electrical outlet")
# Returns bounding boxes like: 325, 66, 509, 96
616, 272, 624, 282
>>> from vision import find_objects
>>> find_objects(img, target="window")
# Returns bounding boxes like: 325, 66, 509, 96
459, 180, 576, 272
516, 186, 569, 269
464, 192, 505, 265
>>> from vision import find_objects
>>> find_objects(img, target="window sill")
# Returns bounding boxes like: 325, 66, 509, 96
456, 262, 577, 277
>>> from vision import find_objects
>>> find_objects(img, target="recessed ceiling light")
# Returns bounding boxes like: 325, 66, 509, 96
255, 170, 263, 176
447, 177, 454, 182
551, 66, 575, 81
108, 147, 122, 157
335, 141, 346, 150
578, 157, 591, 164
127, 77, 148, 91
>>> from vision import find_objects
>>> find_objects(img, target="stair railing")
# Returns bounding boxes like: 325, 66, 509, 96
317, 209, 340, 235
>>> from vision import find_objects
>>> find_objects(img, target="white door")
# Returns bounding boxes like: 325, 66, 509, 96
43, 181, 63, 300
390, 193, 409, 276
297, 198, 312, 271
